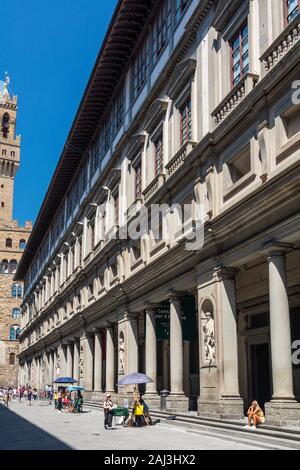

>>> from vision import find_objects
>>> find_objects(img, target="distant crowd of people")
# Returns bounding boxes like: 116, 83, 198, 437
0, 386, 40, 406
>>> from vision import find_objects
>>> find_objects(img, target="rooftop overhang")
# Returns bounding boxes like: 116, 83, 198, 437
16, 0, 158, 281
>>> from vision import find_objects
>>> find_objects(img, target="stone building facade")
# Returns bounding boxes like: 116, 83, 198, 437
16, 0, 300, 426
0, 77, 32, 387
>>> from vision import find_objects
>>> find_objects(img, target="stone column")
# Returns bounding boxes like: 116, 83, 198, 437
48, 351, 54, 385
145, 307, 157, 394
82, 332, 94, 391
94, 331, 103, 392
127, 314, 139, 374
217, 267, 241, 398
59, 346, 67, 377
73, 340, 80, 382
266, 243, 295, 401
53, 349, 58, 381
105, 327, 115, 393
35, 357, 40, 389
66, 343, 73, 378
169, 293, 184, 394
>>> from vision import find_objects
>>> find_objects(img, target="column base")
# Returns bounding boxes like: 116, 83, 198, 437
198, 395, 244, 420
165, 393, 189, 413
143, 392, 161, 410
265, 400, 300, 427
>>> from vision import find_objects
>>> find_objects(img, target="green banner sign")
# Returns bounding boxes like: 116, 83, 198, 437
155, 297, 197, 341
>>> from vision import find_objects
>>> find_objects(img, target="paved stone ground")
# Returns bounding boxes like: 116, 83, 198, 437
0, 401, 276, 450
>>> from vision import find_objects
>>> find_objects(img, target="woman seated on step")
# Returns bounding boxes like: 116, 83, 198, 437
245, 400, 265, 430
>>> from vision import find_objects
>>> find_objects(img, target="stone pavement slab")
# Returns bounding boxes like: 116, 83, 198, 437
0, 402, 269, 450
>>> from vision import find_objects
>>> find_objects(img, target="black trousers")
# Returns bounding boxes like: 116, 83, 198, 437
104, 411, 113, 428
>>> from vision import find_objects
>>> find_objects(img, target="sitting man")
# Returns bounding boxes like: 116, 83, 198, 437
140, 395, 152, 426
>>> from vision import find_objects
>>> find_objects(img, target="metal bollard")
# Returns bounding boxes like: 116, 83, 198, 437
160, 389, 170, 411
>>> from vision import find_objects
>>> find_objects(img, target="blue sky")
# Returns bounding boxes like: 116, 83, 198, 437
0, 0, 118, 226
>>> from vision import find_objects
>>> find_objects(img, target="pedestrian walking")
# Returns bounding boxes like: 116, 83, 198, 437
57, 391, 63, 413
27, 388, 32, 406
5, 390, 10, 407
49, 386, 53, 405
54, 390, 58, 409
103, 393, 114, 429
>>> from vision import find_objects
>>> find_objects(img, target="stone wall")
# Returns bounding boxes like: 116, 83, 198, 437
0, 219, 31, 387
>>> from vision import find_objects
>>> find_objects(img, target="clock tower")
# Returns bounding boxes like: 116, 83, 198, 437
0, 74, 32, 388
0, 74, 20, 222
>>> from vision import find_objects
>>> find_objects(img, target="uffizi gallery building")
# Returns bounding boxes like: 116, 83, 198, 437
15, 0, 300, 426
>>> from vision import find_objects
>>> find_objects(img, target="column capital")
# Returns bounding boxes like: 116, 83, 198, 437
168, 290, 186, 302
262, 240, 294, 257
104, 322, 115, 332
124, 311, 140, 321
214, 266, 239, 281
144, 303, 159, 313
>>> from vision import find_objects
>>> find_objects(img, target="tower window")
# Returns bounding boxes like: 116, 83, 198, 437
9, 326, 21, 341
19, 239, 26, 249
6, 238, 12, 248
10, 151, 15, 157
1, 259, 9, 273
12, 284, 23, 298
2, 149, 7, 155
9, 353, 16, 365
9, 259, 18, 273
12, 308, 21, 319
1, 202, 4, 207
2, 113, 10, 138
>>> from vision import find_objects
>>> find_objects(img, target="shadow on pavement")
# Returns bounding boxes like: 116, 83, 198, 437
0, 404, 72, 450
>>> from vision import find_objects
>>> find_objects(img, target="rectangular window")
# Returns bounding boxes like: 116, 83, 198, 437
230, 23, 249, 88
132, 38, 150, 100
285, 0, 300, 23
102, 209, 107, 236
90, 221, 95, 251
90, 139, 100, 177
154, 134, 164, 176
113, 88, 124, 135
70, 245, 75, 273
114, 190, 119, 226
103, 118, 111, 154
135, 161, 142, 200
78, 237, 83, 266
152, 0, 172, 63
175, 0, 191, 24
180, 97, 192, 146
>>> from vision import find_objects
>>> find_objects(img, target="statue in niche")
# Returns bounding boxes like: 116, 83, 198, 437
119, 333, 125, 373
202, 309, 215, 364
56, 354, 60, 377
79, 357, 84, 375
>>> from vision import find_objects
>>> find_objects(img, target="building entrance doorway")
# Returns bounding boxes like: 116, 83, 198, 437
249, 342, 272, 411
